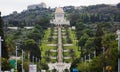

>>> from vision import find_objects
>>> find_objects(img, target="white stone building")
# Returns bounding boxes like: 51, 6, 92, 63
50, 7, 70, 25
27, 2, 46, 10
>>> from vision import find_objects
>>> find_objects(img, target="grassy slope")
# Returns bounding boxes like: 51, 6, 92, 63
63, 28, 80, 62
40, 28, 57, 63
40, 27, 80, 63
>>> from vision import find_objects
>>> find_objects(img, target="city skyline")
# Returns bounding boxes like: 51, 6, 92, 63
0, 0, 120, 16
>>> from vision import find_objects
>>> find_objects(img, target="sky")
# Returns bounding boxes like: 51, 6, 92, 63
0, 0, 120, 16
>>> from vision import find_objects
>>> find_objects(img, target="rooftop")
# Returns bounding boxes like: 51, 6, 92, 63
55, 7, 64, 13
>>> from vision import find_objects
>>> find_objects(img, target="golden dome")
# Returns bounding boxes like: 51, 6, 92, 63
55, 7, 64, 13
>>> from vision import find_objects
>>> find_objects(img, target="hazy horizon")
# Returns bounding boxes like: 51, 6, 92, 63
0, 0, 120, 16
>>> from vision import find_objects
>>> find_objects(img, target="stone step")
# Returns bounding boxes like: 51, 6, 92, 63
62, 33, 66, 35
63, 50, 69, 52
62, 36, 66, 38
52, 36, 57, 38
62, 30, 65, 31
53, 33, 58, 35
50, 56, 57, 59
47, 44, 57, 46
63, 44, 73, 46
50, 50, 57, 52
54, 30, 58, 31
64, 57, 71, 59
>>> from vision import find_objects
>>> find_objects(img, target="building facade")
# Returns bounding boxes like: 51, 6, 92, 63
50, 7, 70, 25
27, 2, 46, 10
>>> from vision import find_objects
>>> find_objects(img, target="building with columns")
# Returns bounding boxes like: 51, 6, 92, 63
50, 7, 70, 25
48, 7, 71, 72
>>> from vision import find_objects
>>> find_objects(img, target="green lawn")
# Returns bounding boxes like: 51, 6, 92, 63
40, 27, 80, 63
40, 28, 58, 63
51, 52, 57, 57
62, 28, 80, 62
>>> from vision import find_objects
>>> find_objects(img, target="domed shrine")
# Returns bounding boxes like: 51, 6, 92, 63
50, 7, 70, 25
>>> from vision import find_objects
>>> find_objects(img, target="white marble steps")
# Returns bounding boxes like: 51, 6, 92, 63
48, 63, 71, 71
63, 44, 73, 46
62, 36, 66, 38
63, 50, 69, 52
50, 56, 57, 59
56, 54, 63, 59
52, 36, 57, 38
54, 30, 58, 31
62, 33, 66, 35
57, 48, 63, 52
64, 57, 71, 59
47, 44, 73, 46
62, 30, 65, 31
50, 49, 57, 52
53, 33, 57, 35
47, 44, 57, 46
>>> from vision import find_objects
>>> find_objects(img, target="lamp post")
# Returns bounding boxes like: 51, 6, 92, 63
84, 55, 86, 62
94, 50, 96, 58
16, 45, 18, 71
36, 57, 37, 63
33, 56, 34, 64
0, 36, 3, 72
39, 59, 40, 63
22, 50, 24, 72
81, 57, 83, 62
117, 30, 120, 72
102, 47, 105, 72
88, 53, 90, 63
28, 52, 30, 63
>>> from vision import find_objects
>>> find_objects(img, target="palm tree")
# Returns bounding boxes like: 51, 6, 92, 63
0, 12, 8, 58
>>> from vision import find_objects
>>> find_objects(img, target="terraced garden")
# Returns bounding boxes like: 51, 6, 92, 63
40, 26, 80, 64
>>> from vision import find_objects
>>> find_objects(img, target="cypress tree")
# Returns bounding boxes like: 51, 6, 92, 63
94, 24, 104, 56
0, 12, 8, 58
